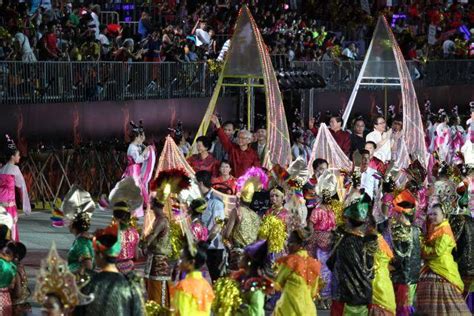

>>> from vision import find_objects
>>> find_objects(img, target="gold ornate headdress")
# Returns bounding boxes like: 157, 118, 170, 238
34, 242, 93, 310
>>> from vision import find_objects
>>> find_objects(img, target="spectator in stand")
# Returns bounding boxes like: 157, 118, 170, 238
211, 114, 260, 177
329, 115, 351, 157
38, 22, 59, 60
350, 117, 366, 156
193, 19, 210, 49
98, 25, 111, 59
443, 36, 456, 59
184, 44, 199, 62
89, 5, 100, 40
187, 136, 219, 177
342, 42, 358, 60
138, 11, 152, 40
143, 29, 162, 62
13, 26, 36, 62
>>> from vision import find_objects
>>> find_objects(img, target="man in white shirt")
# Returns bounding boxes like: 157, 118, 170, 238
14, 31, 37, 62
366, 115, 391, 163
342, 43, 357, 60
442, 37, 455, 59
193, 20, 210, 48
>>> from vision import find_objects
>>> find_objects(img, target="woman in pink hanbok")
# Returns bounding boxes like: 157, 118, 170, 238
122, 121, 156, 217
0, 135, 31, 241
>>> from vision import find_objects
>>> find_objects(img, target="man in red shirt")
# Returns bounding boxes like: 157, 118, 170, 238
329, 115, 351, 157
211, 115, 260, 177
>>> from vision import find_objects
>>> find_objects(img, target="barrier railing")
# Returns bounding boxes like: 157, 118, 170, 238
0, 59, 472, 104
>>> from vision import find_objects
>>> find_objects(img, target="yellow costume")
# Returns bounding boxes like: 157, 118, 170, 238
371, 234, 396, 315
421, 220, 463, 292
273, 250, 320, 316
173, 271, 215, 316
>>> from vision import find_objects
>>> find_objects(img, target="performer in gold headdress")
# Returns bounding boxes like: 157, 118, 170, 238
34, 242, 92, 316
141, 168, 190, 308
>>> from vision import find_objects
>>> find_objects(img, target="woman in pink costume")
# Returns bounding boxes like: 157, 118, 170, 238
122, 121, 156, 218
0, 135, 30, 241
307, 170, 337, 309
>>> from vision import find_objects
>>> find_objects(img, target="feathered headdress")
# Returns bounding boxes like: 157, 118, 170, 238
151, 168, 191, 205
34, 242, 93, 310
129, 120, 144, 135
236, 167, 269, 204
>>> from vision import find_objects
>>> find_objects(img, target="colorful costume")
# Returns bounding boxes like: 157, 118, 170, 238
61, 186, 96, 275
0, 163, 31, 241
67, 234, 94, 273
328, 194, 377, 316
35, 243, 92, 314
450, 188, 474, 313
0, 256, 17, 316
173, 271, 215, 316
75, 222, 145, 315
416, 220, 470, 315
273, 250, 321, 316
388, 190, 421, 316
117, 225, 139, 274
122, 142, 156, 217
370, 234, 396, 316
144, 215, 171, 306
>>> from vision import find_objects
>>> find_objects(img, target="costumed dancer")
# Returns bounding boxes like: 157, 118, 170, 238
386, 189, 421, 316
229, 239, 273, 316
61, 186, 95, 277
108, 177, 143, 274
307, 170, 337, 309
449, 106, 465, 161
142, 168, 191, 308
266, 187, 291, 230
122, 120, 156, 217
173, 241, 215, 316
10, 241, 30, 315
0, 135, 31, 241
34, 243, 92, 316
0, 231, 17, 316
433, 110, 451, 163
327, 194, 378, 316
75, 222, 145, 315
223, 167, 265, 270
460, 107, 474, 173
450, 182, 474, 313
416, 202, 471, 315
273, 229, 321, 316
368, 216, 396, 316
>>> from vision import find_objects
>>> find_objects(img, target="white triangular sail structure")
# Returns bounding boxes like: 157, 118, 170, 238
191, 5, 291, 169
308, 123, 353, 174
341, 15, 427, 168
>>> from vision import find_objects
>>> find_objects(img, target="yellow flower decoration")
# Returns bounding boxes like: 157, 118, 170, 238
330, 199, 345, 226
212, 277, 242, 316
258, 215, 288, 253
169, 221, 184, 260
145, 300, 163, 316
